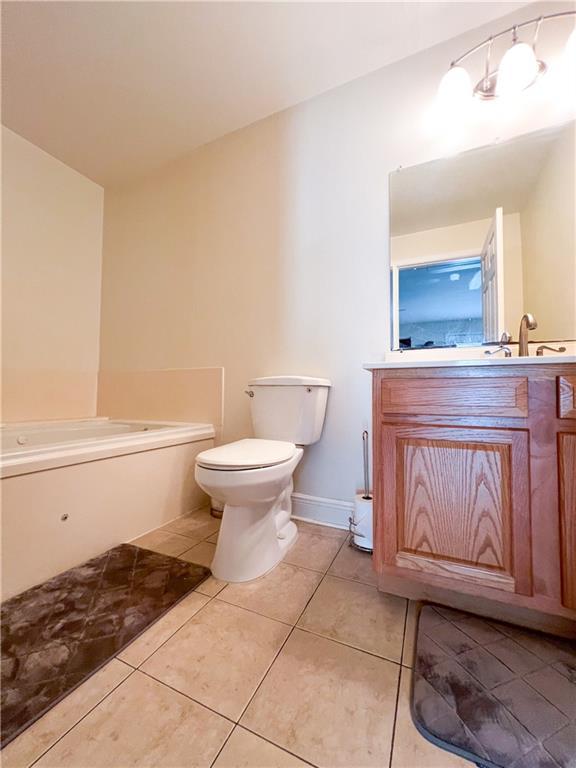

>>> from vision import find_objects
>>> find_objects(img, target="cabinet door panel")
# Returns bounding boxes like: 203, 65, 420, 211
558, 377, 576, 419
380, 425, 531, 595
559, 433, 576, 609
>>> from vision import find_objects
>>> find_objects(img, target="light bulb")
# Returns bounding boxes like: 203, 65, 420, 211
437, 66, 472, 110
564, 27, 576, 69
496, 41, 539, 97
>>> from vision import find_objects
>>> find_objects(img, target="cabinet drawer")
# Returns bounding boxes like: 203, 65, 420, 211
380, 376, 528, 417
558, 376, 576, 419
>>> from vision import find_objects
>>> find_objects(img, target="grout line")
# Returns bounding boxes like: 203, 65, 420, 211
209, 723, 238, 767
294, 625, 404, 667
28, 666, 139, 768
235, 724, 319, 768
137, 668, 237, 725
387, 600, 410, 768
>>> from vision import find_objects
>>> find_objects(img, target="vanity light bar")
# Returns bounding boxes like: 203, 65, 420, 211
439, 11, 576, 102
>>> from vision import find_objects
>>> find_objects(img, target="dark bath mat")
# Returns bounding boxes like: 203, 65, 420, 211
0, 543, 210, 748
411, 604, 576, 768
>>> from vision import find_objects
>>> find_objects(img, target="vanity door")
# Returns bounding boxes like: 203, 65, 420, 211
378, 424, 532, 596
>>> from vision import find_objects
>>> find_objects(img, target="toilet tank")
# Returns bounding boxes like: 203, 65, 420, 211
247, 376, 331, 445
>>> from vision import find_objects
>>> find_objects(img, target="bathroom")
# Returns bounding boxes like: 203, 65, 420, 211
1, 1, 575, 766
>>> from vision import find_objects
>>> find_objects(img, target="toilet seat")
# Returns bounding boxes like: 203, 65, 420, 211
196, 438, 297, 471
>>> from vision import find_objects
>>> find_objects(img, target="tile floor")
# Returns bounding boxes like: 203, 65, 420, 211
1, 510, 468, 768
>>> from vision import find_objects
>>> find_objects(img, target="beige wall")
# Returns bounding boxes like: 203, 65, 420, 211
521, 122, 576, 340
391, 213, 524, 336
99, 5, 571, 515
1, 127, 104, 421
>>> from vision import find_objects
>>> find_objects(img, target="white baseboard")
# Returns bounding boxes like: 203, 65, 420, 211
291, 492, 352, 530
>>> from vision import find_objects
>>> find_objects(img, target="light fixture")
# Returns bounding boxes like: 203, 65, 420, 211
438, 11, 575, 106
437, 65, 472, 109
496, 27, 542, 97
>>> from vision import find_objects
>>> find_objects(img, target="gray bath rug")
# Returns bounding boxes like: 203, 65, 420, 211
411, 604, 576, 768
1, 543, 210, 748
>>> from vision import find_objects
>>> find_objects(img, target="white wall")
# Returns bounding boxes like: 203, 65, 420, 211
100, 2, 574, 522
521, 122, 576, 339
2, 127, 104, 421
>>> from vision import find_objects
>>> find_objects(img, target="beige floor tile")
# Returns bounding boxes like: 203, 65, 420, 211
142, 600, 290, 721
284, 530, 343, 572
179, 540, 216, 568
162, 508, 220, 540
294, 520, 348, 541
391, 668, 468, 768
217, 563, 322, 624
206, 530, 219, 544
35, 671, 232, 768
118, 592, 210, 667
241, 629, 399, 768
1, 660, 132, 768
195, 575, 227, 597
298, 575, 406, 661
130, 529, 199, 556
402, 601, 421, 667
328, 540, 378, 586
212, 727, 309, 768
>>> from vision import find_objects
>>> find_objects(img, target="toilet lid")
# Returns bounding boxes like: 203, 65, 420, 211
196, 438, 297, 470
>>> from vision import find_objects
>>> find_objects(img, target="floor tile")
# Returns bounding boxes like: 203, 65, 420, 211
142, 600, 290, 721
391, 668, 469, 768
35, 671, 232, 767
327, 540, 378, 586
284, 530, 343, 572
241, 628, 399, 768
195, 575, 227, 597
212, 727, 309, 768
118, 592, 209, 667
179, 541, 216, 568
294, 520, 348, 541
402, 601, 420, 667
161, 508, 220, 541
206, 531, 219, 544
130, 529, 199, 556
297, 575, 406, 661
0, 660, 132, 768
218, 563, 322, 624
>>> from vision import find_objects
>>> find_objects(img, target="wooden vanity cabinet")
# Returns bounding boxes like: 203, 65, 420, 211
371, 363, 576, 633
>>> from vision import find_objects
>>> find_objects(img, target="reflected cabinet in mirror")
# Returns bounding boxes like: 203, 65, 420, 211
389, 121, 576, 350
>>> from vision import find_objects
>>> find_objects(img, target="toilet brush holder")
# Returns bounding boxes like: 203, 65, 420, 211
350, 493, 373, 553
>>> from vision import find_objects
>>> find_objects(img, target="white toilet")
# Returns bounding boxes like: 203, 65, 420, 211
194, 376, 331, 582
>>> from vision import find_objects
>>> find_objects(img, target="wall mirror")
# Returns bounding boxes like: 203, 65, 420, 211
389, 121, 576, 350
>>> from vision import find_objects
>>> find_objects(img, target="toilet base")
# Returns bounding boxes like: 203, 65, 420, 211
211, 486, 298, 582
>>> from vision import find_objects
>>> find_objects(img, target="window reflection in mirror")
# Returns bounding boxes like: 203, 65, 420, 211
389, 121, 576, 350
394, 258, 482, 349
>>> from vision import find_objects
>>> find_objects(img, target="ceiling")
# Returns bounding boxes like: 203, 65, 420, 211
1, 1, 529, 186
390, 123, 566, 236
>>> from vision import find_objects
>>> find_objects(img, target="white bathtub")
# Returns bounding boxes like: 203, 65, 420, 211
1, 418, 215, 600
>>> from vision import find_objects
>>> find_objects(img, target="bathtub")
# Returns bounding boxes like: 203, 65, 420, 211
1, 418, 215, 600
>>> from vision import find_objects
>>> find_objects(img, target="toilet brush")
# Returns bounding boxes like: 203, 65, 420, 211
350, 431, 373, 552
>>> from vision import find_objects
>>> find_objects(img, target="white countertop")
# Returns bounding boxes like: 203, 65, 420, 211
363, 355, 576, 370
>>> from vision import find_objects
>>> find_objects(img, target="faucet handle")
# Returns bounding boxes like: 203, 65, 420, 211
500, 331, 512, 343
485, 345, 512, 358
535, 345, 567, 357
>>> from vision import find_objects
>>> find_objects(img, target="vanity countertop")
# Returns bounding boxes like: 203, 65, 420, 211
363, 355, 576, 370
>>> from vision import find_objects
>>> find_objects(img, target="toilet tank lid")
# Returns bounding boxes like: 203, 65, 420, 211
248, 375, 331, 387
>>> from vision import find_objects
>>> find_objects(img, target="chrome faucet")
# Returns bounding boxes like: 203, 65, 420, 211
484, 345, 512, 358
536, 344, 566, 356
518, 313, 537, 357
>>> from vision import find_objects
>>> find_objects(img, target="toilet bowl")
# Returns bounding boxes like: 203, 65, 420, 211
194, 375, 331, 582
195, 439, 303, 581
